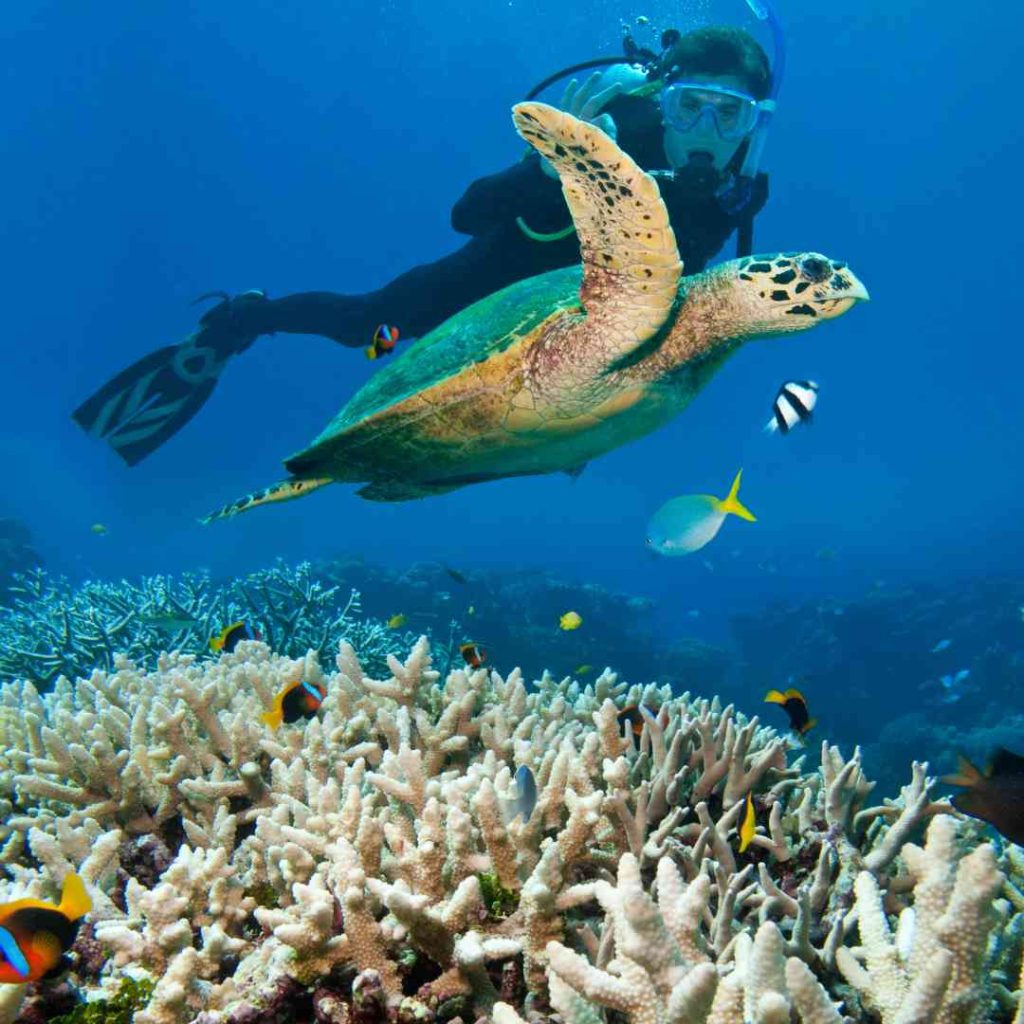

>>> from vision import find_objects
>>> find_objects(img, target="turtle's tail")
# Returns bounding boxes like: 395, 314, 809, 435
199, 477, 332, 525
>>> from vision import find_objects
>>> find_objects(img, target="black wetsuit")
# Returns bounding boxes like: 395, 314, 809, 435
211, 93, 768, 347
74, 92, 767, 465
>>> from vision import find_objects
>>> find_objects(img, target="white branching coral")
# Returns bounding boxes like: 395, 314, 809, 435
0, 639, 1016, 1024
837, 813, 1004, 1024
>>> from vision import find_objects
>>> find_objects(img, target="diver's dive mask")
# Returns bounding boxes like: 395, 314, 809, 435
660, 82, 762, 140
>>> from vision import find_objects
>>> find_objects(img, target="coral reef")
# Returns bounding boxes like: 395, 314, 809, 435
0, 563, 418, 687
0, 630, 1018, 1023
0, 557, 734, 698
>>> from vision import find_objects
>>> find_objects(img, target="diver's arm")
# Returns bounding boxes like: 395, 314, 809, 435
450, 157, 568, 237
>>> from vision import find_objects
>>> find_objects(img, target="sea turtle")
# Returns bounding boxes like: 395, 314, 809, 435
202, 102, 867, 520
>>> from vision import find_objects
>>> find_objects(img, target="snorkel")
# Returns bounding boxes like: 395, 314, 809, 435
719, 0, 786, 212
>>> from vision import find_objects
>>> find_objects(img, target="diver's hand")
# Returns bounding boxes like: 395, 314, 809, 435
541, 71, 624, 179
561, 71, 623, 137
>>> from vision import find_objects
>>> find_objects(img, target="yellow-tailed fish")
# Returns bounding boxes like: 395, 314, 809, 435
645, 469, 755, 556
738, 792, 756, 853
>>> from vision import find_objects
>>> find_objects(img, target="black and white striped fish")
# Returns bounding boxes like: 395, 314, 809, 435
765, 380, 819, 434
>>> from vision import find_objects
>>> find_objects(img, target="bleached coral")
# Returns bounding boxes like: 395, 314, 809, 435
0, 637, 1016, 1023
837, 814, 1004, 1024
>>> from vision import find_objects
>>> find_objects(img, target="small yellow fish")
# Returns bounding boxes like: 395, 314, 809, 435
467, 605, 476, 616
738, 792, 756, 853
90, 523, 108, 535
560, 611, 582, 631
387, 613, 407, 629
574, 664, 593, 676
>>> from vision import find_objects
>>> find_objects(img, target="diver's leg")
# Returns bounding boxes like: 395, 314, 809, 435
74, 232, 575, 465
239, 230, 575, 342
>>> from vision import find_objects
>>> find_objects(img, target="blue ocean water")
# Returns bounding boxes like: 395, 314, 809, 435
2, 1, 1022, 775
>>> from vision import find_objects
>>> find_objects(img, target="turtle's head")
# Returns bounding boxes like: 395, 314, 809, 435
717, 252, 869, 338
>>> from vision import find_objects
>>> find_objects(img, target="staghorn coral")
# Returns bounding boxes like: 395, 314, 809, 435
0, 556, 737, 696
0, 563, 419, 687
0, 637, 1017, 1023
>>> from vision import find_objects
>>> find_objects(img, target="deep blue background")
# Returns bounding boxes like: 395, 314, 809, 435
3, 0, 1022, 647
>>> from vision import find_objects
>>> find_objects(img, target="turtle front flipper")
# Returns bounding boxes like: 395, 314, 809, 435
199, 476, 332, 524
512, 103, 682, 374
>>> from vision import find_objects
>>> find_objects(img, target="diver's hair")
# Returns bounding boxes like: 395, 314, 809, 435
660, 26, 772, 99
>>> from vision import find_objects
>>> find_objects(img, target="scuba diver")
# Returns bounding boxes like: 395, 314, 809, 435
74, 6, 784, 466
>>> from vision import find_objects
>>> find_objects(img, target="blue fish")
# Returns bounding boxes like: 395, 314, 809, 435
646, 470, 756, 557
513, 765, 537, 822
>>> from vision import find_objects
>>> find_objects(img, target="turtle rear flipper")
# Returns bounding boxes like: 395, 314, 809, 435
200, 477, 332, 524
357, 479, 462, 502
512, 103, 682, 376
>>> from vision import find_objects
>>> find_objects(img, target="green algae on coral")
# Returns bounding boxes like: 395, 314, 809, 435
477, 871, 519, 918
244, 880, 280, 909
52, 976, 155, 1024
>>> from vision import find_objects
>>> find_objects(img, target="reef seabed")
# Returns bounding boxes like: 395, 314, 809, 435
0, 637, 1020, 1023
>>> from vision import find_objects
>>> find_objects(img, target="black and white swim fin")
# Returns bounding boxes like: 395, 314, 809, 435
72, 335, 223, 466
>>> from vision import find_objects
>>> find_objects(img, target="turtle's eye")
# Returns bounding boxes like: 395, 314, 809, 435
801, 257, 829, 283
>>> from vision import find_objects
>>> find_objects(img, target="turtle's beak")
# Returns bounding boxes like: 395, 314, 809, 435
813, 265, 870, 319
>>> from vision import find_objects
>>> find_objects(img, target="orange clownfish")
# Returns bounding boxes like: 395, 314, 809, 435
366, 324, 400, 360
262, 679, 326, 731
210, 621, 261, 654
460, 643, 486, 669
764, 688, 817, 736
616, 703, 668, 739
0, 873, 91, 984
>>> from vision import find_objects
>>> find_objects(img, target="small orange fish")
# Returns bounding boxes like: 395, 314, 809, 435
616, 704, 665, 738
460, 642, 486, 669
763, 688, 816, 735
366, 324, 400, 360
0, 873, 91, 983
210, 621, 261, 653
262, 680, 326, 731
